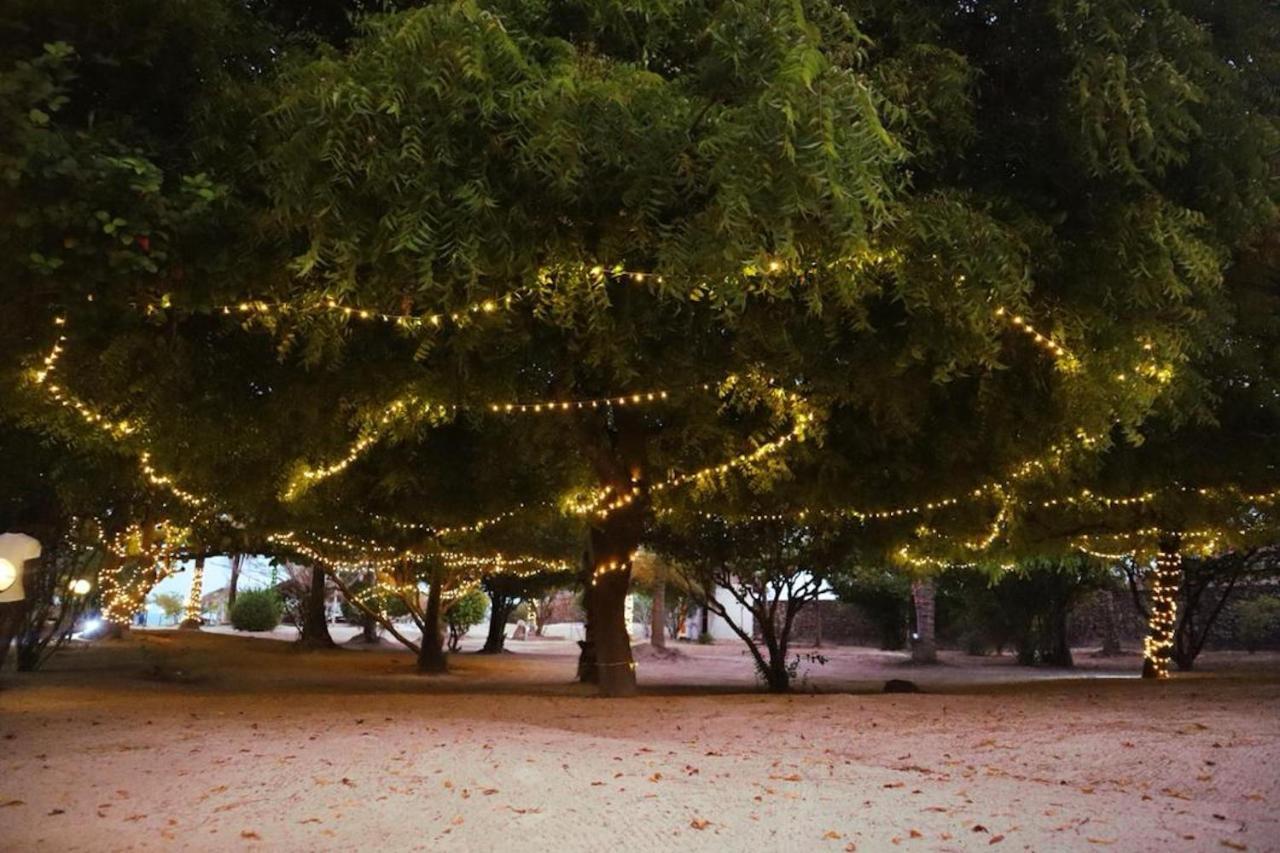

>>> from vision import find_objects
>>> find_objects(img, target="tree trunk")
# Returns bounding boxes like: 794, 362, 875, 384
179, 556, 204, 629
481, 591, 512, 654
417, 574, 447, 673
650, 573, 667, 651
589, 516, 640, 697
911, 580, 938, 663
759, 609, 790, 692
298, 565, 334, 649
227, 553, 243, 609
1045, 604, 1073, 667
0, 601, 26, 672
814, 602, 824, 649
1142, 537, 1181, 679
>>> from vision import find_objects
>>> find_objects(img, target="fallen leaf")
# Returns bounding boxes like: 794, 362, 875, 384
240, 830, 261, 840
990, 835, 1005, 845
1220, 842, 1247, 851
0, 800, 24, 808
690, 818, 710, 830
823, 830, 842, 839
909, 829, 923, 839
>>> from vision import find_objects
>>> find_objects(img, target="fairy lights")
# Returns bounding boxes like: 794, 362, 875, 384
207, 291, 517, 332
268, 532, 573, 580
993, 306, 1077, 370
1143, 545, 1181, 679
377, 505, 529, 537
182, 559, 205, 625
31, 321, 136, 440
96, 521, 187, 626
489, 389, 670, 414
283, 395, 456, 501
590, 551, 639, 585
31, 317, 218, 511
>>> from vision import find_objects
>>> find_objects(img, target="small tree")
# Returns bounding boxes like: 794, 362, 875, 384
445, 587, 488, 652
656, 517, 844, 692
229, 589, 282, 632
151, 592, 184, 625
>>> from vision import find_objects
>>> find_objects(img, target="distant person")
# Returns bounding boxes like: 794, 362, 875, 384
0, 530, 43, 671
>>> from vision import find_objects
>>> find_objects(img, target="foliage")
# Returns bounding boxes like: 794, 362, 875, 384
445, 587, 488, 651
654, 516, 847, 691
1235, 596, 1280, 653
2, 0, 1278, 691
936, 559, 1111, 664
13, 532, 100, 671
150, 592, 185, 625
829, 564, 911, 650
229, 588, 282, 632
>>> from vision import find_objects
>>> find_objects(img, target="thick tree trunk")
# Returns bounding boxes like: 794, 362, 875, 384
650, 573, 667, 651
360, 614, 380, 643
417, 575, 447, 674
589, 515, 640, 697
698, 603, 711, 643
1044, 604, 1073, 667
179, 556, 204, 629
911, 580, 938, 663
480, 591, 512, 654
227, 553, 243, 609
1142, 537, 1181, 679
298, 565, 334, 649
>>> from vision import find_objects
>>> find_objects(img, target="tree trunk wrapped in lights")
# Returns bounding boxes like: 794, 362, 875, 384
1142, 536, 1182, 679
179, 555, 204, 629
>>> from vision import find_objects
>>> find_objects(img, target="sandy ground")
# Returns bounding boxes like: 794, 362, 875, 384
0, 631, 1277, 852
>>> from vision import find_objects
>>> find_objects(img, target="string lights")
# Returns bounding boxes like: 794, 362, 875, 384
204, 291, 517, 332
1143, 545, 1181, 679
182, 559, 205, 624
283, 395, 456, 501
590, 551, 639, 585
31, 317, 218, 512
993, 306, 1077, 370
95, 520, 187, 626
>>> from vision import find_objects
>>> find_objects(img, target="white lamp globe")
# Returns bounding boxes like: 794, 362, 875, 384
0, 558, 15, 593
69, 578, 92, 596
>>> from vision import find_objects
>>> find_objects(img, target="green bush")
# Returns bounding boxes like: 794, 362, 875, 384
230, 589, 282, 632
446, 588, 489, 651
1236, 596, 1280, 652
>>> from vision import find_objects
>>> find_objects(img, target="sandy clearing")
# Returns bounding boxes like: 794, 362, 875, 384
0, 631, 1277, 852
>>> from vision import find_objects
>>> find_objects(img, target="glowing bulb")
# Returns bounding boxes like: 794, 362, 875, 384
0, 558, 15, 592
69, 578, 92, 595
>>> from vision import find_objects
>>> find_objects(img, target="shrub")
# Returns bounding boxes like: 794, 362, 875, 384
1236, 596, 1280, 653
230, 589, 282, 632
446, 588, 489, 651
